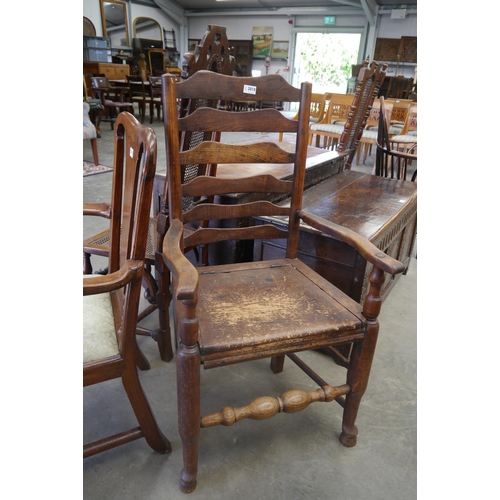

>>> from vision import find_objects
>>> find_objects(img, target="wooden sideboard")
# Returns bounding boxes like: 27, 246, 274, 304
83, 62, 130, 80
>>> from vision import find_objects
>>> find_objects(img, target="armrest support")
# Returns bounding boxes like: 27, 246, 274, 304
162, 218, 198, 300
298, 209, 406, 276
83, 202, 111, 218
83, 260, 143, 296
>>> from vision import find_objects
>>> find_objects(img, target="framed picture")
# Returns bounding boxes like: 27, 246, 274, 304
187, 39, 198, 53
271, 41, 289, 58
252, 26, 273, 57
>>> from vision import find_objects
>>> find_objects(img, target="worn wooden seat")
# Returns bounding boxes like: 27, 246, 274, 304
162, 70, 405, 493
83, 25, 235, 363
83, 112, 171, 458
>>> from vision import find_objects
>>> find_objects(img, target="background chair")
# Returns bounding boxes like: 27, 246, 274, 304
308, 93, 354, 149
390, 102, 417, 147
375, 96, 417, 181
83, 111, 171, 458
162, 70, 405, 493
336, 59, 388, 169
90, 76, 134, 131
127, 74, 162, 124
355, 99, 393, 165
278, 92, 328, 142
83, 25, 235, 363
83, 102, 99, 166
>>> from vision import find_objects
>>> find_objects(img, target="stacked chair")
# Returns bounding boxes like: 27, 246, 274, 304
161, 69, 405, 492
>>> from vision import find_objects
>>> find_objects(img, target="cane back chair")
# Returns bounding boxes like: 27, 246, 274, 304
83, 25, 235, 363
83, 112, 171, 458
161, 70, 405, 492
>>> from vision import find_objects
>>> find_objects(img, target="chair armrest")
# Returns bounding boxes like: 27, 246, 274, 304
83, 260, 143, 295
83, 202, 111, 218
298, 210, 406, 276
163, 218, 199, 300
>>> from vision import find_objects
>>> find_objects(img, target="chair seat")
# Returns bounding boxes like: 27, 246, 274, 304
309, 123, 345, 134
196, 258, 365, 368
84, 217, 158, 260
391, 133, 417, 142
83, 283, 120, 363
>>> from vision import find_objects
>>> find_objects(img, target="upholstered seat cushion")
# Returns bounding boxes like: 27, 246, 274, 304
83, 276, 120, 363
391, 133, 417, 142
83, 102, 97, 141
309, 123, 345, 134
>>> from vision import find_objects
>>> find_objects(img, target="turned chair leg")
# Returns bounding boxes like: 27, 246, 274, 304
177, 342, 201, 493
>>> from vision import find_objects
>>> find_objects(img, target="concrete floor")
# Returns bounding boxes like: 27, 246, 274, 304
83, 112, 417, 499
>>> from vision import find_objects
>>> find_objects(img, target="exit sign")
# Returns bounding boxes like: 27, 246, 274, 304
324, 16, 336, 25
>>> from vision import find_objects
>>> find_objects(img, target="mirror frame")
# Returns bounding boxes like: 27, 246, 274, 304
133, 17, 162, 40
100, 0, 130, 48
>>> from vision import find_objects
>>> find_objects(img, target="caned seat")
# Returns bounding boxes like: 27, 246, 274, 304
161, 70, 405, 493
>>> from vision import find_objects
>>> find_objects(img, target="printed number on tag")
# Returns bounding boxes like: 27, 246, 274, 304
243, 85, 257, 95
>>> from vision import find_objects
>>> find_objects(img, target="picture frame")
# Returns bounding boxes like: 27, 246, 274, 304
252, 26, 273, 57
271, 41, 289, 58
187, 39, 198, 53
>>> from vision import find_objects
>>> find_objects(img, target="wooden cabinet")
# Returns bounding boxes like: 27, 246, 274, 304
253, 171, 417, 305
83, 62, 130, 80
229, 40, 253, 76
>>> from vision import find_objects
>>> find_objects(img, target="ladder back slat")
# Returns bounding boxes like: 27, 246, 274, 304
182, 174, 293, 197
183, 201, 291, 224
180, 141, 296, 166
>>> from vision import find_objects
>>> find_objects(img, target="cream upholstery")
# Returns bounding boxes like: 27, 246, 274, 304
83, 276, 119, 363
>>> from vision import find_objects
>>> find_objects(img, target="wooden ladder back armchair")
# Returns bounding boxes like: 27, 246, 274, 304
162, 70, 406, 493
376, 97, 417, 181
83, 25, 235, 364
336, 59, 388, 169
83, 112, 171, 458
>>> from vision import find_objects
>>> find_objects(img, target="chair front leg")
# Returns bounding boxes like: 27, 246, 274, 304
176, 297, 201, 493
340, 265, 385, 447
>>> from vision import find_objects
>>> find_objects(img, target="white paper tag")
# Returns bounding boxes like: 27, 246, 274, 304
243, 84, 257, 95
129, 147, 134, 158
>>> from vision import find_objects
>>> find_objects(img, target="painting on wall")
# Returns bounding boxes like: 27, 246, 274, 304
187, 39, 198, 53
271, 41, 289, 58
252, 26, 273, 57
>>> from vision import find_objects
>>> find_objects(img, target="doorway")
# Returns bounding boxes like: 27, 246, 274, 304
291, 32, 361, 94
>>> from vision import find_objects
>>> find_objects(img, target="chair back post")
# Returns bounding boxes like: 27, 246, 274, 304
337, 59, 387, 169
287, 81, 313, 258
107, 112, 157, 273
